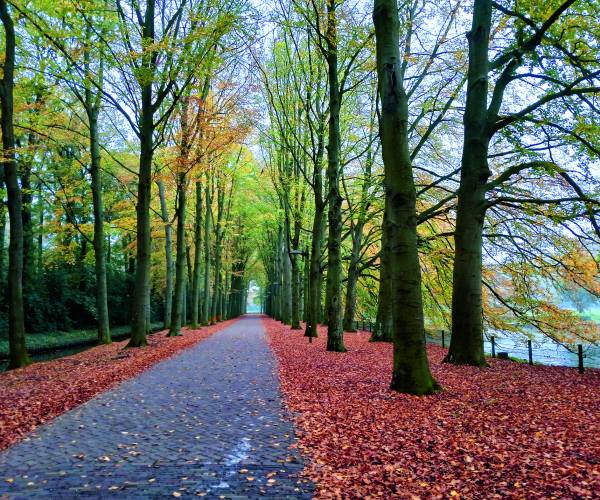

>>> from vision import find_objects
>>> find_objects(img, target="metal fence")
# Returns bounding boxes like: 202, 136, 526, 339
352, 320, 600, 371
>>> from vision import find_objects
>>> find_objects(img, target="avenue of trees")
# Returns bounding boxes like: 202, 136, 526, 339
0, 0, 599, 394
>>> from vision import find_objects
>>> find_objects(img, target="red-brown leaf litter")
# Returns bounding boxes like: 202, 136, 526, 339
264, 318, 600, 499
0, 320, 236, 451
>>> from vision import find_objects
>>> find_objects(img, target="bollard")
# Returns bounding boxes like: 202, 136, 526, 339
369, 321, 372, 332
578, 344, 584, 374
491, 336, 496, 358
528, 339, 533, 365
441, 330, 445, 349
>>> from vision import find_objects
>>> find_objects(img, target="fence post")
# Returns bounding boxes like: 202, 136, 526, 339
528, 339, 533, 365
578, 344, 584, 374
441, 330, 445, 348
491, 336, 495, 358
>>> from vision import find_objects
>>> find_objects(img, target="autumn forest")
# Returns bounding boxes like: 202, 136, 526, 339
0, 0, 598, 497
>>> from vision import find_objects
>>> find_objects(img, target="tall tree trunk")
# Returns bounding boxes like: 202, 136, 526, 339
21, 150, 34, 314
211, 243, 221, 323
0, 0, 30, 368
201, 177, 212, 325
0, 200, 6, 282
169, 173, 187, 336
281, 226, 292, 324
191, 180, 202, 328
324, 0, 345, 352
374, 0, 438, 394
157, 180, 173, 329
445, 0, 492, 366
302, 248, 309, 322
127, 0, 156, 348
371, 210, 393, 341
342, 223, 362, 331
36, 183, 43, 273
88, 105, 111, 344
290, 255, 301, 328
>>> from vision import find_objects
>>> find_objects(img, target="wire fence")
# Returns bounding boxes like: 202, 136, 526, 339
352, 319, 600, 371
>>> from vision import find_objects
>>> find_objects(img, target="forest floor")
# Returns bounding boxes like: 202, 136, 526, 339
0, 320, 237, 451
264, 318, 600, 499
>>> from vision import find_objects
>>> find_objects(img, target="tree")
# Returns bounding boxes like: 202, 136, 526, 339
373, 0, 438, 394
0, 0, 31, 368
446, 0, 600, 365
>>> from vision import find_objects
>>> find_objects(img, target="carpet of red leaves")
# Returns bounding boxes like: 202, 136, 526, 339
0, 320, 237, 451
264, 318, 600, 499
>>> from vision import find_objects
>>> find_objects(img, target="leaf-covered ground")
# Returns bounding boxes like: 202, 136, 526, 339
0, 320, 236, 451
264, 318, 600, 499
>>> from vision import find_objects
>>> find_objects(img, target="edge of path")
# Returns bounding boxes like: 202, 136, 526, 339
0, 319, 240, 451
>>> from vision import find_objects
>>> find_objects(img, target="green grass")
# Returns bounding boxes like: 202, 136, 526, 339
0, 323, 163, 358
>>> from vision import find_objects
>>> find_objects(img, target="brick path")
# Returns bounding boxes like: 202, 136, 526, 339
0, 316, 312, 499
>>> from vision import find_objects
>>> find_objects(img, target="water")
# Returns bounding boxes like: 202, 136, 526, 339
483, 334, 600, 369
0, 344, 90, 372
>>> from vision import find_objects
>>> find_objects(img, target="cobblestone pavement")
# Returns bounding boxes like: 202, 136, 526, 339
0, 316, 313, 499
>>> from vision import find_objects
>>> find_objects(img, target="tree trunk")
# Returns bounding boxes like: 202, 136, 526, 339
445, 0, 492, 366
0, 200, 6, 282
157, 180, 173, 329
324, 0, 345, 352
127, 96, 152, 348
374, 0, 438, 394
0, 0, 30, 368
21, 150, 34, 321
191, 180, 202, 328
127, 0, 157, 348
88, 105, 111, 344
211, 241, 221, 323
304, 205, 323, 338
169, 173, 187, 336
371, 210, 393, 341
201, 177, 211, 325
36, 183, 43, 273
281, 226, 292, 324
342, 223, 363, 332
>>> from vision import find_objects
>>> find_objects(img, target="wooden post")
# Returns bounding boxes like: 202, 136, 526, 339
441, 330, 445, 348
578, 344, 584, 374
528, 339, 533, 365
491, 336, 495, 358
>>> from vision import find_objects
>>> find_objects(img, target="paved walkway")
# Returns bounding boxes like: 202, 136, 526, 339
0, 316, 312, 499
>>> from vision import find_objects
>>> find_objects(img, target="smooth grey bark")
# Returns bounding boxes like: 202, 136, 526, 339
201, 176, 211, 325
304, 124, 326, 339
36, 183, 43, 273
0, 200, 5, 282
20, 144, 34, 318
169, 172, 188, 336
324, 0, 345, 352
374, 0, 438, 394
211, 178, 224, 323
371, 208, 393, 341
0, 0, 30, 368
87, 104, 111, 344
191, 180, 202, 328
127, 0, 156, 348
445, 0, 491, 366
157, 180, 174, 329
83, 36, 111, 344
342, 225, 362, 332
281, 226, 292, 325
